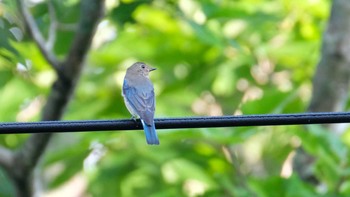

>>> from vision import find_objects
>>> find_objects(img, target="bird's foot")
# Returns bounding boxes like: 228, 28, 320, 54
130, 116, 138, 125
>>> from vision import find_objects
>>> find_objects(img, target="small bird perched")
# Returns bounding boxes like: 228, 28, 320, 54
122, 62, 159, 145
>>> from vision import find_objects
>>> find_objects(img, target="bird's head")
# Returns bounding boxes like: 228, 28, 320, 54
127, 62, 156, 77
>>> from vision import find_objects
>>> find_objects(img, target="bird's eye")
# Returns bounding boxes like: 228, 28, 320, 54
141, 64, 145, 69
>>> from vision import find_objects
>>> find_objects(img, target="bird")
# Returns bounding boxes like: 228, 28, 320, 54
122, 62, 159, 145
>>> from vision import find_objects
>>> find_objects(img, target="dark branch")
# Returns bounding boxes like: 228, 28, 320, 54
0, 112, 349, 134
42, 0, 105, 120
16, 0, 104, 174
4, 0, 105, 196
309, 0, 350, 119
7, 134, 53, 197
63, 0, 105, 79
296, 0, 350, 185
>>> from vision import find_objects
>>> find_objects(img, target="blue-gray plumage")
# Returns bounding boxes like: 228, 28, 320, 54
122, 62, 159, 145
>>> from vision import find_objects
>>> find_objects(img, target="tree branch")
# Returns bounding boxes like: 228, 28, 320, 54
308, 0, 350, 133
294, 0, 350, 185
16, 0, 60, 71
42, 0, 105, 120
3, 0, 105, 196
6, 134, 52, 197
62, 0, 105, 79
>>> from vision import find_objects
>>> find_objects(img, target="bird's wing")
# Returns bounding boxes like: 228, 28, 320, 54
123, 80, 155, 125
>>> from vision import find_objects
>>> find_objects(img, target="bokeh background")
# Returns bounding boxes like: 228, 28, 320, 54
2, 0, 350, 196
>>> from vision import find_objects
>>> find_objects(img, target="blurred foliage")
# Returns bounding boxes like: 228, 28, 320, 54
2, 0, 350, 196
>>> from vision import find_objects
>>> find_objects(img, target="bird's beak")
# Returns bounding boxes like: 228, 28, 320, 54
149, 67, 157, 72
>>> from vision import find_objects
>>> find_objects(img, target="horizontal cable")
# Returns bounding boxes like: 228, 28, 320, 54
0, 112, 349, 134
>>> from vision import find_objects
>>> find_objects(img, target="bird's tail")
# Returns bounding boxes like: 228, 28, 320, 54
141, 120, 159, 145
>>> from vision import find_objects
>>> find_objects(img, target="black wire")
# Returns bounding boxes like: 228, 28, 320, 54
0, 112, 349, 134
